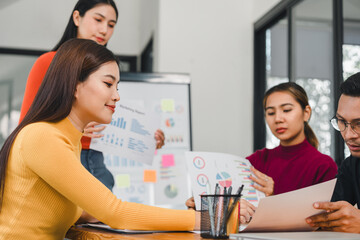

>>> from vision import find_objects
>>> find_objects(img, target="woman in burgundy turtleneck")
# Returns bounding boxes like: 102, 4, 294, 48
240, 82, 337, 224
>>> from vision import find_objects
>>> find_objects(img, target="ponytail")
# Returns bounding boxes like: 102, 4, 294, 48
304, 121, 318, 149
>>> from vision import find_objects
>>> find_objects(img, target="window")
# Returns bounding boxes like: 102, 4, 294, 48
254, 0, 358, 165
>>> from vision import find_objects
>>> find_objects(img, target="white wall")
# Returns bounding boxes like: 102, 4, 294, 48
0, 0, 142, 54
155, 0, 280, 157
0, 0, 281, 156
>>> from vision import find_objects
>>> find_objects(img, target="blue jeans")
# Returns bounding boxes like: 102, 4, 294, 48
81, 149, 114, 191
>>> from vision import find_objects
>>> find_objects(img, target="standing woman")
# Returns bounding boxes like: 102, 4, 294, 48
19, 0, 165, 191
0, 39, 199, 239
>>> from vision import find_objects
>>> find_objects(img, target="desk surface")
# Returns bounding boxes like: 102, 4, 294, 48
66, 226, 207, 240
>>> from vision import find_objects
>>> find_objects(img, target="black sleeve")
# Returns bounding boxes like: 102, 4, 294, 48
331, 156, 356, 205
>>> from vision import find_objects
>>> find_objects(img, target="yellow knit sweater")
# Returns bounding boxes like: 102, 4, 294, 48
0, 118, 194, 240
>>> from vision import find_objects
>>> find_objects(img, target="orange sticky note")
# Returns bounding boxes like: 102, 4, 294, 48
143, 170, 157, 183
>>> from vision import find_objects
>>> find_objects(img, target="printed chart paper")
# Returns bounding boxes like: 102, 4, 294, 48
241, 179, 336, 232
90, 101, 158, 165
185, 151, 265, 209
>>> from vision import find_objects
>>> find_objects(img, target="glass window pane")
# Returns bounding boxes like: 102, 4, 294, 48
0, 54, 37, 146
292, 0, 334, 156
343, 0, 360, 158
265, 18, 289, 149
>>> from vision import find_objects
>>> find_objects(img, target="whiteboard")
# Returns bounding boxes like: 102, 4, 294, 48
103, 72, 192, 209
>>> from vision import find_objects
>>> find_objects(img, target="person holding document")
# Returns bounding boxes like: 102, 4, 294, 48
306, 73, 360, 233
0, 39, 200, 239
19, 0, 165, 192
186, 82, 337, 224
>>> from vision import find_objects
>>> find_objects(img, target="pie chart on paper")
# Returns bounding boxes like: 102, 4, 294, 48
216, 172, 232, 188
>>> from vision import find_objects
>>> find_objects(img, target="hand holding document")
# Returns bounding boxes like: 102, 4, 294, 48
241, 179, 337, 232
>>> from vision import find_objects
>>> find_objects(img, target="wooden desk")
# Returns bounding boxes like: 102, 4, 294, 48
66, 226, 209, 240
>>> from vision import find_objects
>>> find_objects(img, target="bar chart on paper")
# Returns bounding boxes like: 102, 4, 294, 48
110, 117, 127, 129
131, 119, 151, 136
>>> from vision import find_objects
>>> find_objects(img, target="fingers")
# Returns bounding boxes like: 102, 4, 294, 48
312, 201, 347, 211
83, 122, 106, 139
155, 129, 165, 149
249, 166, 274, 196
306, 201, 350, 225
241, 199, 256, 212
186, 197, 196, 209
240, 199, 256, 223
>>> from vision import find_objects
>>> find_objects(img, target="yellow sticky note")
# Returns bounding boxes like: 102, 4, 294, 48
161, 99, 175, 112
143, 170, 157, 183
116, 174, 130, 188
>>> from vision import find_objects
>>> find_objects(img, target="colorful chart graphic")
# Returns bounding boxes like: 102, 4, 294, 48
193, 156, 206, 169
197, 174, 209, 187
165, 118, 175, 128
130, 119, 151, 136
216, 172, 232, 188
165, 135, 184, 143
110, 117, 127, 129
164, 184, 178, 198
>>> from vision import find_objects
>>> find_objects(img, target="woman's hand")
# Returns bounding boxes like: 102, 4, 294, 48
249, 166, 274, 196
155, 129, 165, 149
186, 196, 196, 210
240, 199, 256, 224
83, 122, 106, 138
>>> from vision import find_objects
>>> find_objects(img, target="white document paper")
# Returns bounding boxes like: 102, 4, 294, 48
90, 100, 159, 165
241, 179, 337, 232
185, 151, 265, 209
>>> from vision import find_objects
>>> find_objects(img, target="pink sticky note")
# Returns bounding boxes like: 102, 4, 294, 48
162, 154, 175, 167
154, 149, 158, 156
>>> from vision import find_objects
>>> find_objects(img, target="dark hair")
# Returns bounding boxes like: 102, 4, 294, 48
0, 39, 119, 211
340, 72, 360, 97
263, 82, 319, 149
53, 0, 118, 51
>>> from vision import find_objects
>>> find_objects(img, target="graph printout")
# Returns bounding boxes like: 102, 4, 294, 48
185, 151, 265, 209
90, 101, 158, 165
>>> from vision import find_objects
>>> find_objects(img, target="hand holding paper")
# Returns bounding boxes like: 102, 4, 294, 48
306, 201, 360, 233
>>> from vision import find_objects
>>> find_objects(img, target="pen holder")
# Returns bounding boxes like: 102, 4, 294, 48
200, 194, 241, 239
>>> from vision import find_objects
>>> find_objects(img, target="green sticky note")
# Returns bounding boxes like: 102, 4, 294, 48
161, 99, 175, 112
116, 174, 130, 188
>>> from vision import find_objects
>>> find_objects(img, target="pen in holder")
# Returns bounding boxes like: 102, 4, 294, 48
200, 192, 242, 239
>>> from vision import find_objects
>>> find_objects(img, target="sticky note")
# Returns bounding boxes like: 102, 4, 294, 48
143, 170, 157, 183
116, 174, 130, 188
161, 99, 175, 112
154, 149, 158, 156
162, 154, 175, 167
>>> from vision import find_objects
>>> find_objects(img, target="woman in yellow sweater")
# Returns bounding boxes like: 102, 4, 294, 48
0, 39, 199, 239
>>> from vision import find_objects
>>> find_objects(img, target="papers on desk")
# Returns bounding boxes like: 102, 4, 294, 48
90, 100, 159, 165
185, 151, 265, 209
240, 179, 337, 232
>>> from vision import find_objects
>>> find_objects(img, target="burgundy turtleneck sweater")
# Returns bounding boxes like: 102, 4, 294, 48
246, 139, 337, 195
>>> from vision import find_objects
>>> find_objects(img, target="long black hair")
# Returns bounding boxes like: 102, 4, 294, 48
53, 0, 118, 51
0, 39, 119, 211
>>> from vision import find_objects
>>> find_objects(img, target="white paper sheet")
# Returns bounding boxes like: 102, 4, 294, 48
241, 179, 337, 232
185, 151, 265, 209
90, 100, 159, 165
